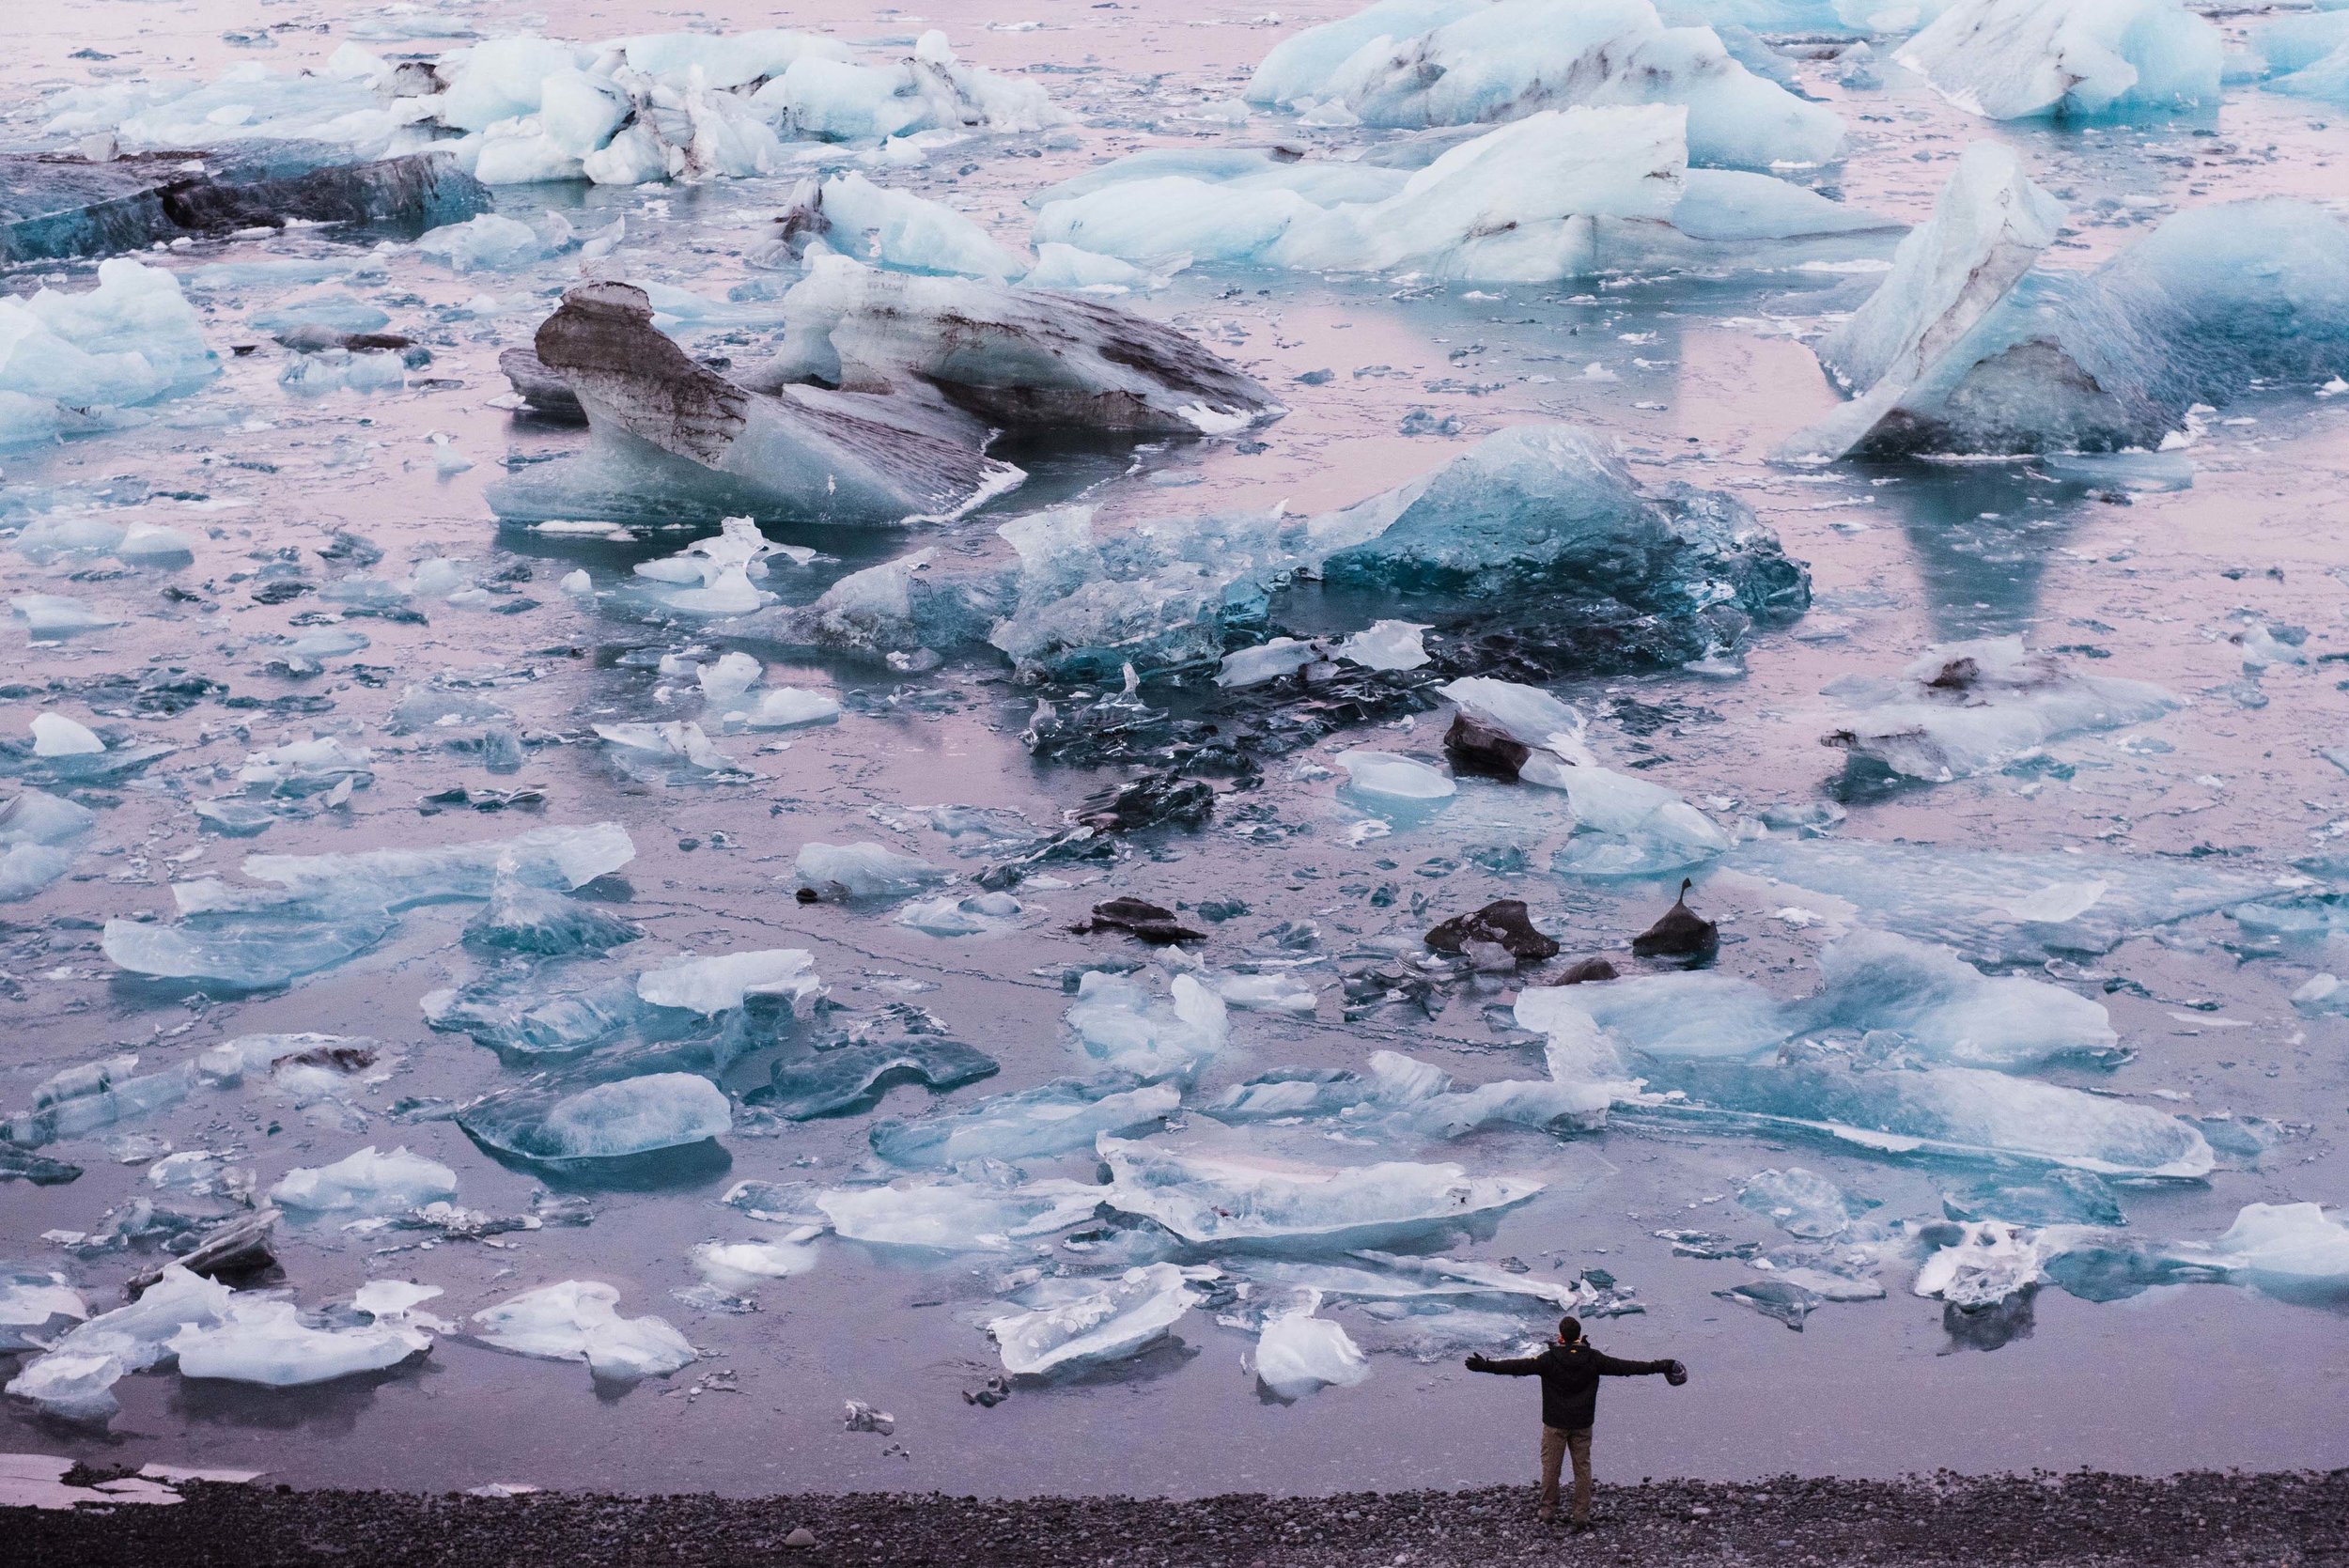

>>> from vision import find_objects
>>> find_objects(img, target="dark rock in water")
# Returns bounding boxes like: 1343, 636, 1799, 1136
1075, 897, 1205, 945
0, 1143, 84, 1185
1558, 956, 1619, 985
0, 142, 487, 263
498, 347, 586, 421
762, 1038, 998, 1120
1631, 878, 1718, 962
1443, 713, 1531, 780
1424, 900, 1558, 965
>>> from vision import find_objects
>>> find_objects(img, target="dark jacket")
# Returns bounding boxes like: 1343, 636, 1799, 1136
1470, 1342, 1673, 1431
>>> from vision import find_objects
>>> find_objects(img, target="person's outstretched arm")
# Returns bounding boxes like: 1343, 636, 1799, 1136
1464, 1350, 1543, 1375
1590, 1351, 1676, 1376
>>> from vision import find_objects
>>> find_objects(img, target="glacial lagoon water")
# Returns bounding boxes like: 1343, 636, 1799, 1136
1, 0, 2345, 1498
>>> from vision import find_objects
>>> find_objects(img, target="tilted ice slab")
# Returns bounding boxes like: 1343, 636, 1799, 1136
1727, 835, 2273, 965
101, 822, 633, 989
1822, 637, 2180, 782
1097, 1137, 1544, 1250
987, 1263, 1206, 1376
1785, 150, 2349, 458
1895, 0, 2220, 122
1245, 0, 1843, 167
1034, 107, 1891, 285
496, 259, 1276, 526
472, 1281, 696, 1382
1518, 927, 2118, 1072
1780, 143, 2065, 463
45, 29, 1061, 188
0, 260, 213, 448
981, 423, 1807, 682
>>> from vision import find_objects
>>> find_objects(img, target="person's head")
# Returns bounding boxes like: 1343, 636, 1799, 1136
1556, 1316, 1582, 1344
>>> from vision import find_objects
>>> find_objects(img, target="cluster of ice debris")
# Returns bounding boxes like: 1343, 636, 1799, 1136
41, 28, 1063, 187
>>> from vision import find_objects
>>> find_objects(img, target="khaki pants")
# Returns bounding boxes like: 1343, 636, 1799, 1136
1538, 1424, 1594, 1522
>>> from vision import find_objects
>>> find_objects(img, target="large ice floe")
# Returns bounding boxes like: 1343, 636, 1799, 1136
987, 1263, 1207, 1376
1781, 144, 2349, 459
1244, 0, 1843, 167
489, 256, 1281, 525
0, 261, 215, 448
41, 28, 1064, 187
1821, 637, 2180, 784
471, 1281, 697, 1382
1032, 106, 1895, 285
101, 823, 635, 990
1894, 0, 2221, 122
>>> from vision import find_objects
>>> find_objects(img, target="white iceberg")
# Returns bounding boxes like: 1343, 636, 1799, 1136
472, 1281, 697, 1381
988, 1263, 1203, 1376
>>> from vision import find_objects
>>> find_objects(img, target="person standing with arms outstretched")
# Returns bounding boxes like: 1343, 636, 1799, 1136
1465, 1316, 1688, 1531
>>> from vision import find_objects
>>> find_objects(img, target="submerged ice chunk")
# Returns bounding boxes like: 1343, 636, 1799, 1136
1246, 0, 1843, 167
817, 1173, 1105, 1252
1896, 0, 2220, 121
792, 841, 946, 899
1097, 1138, 1543, 1250
473, 1281, 696, 1382
988, 1263, 1201, 1376
1737, 1167, 1859, 1238
1336, 750, 1455, 804
1823, 637, 2178, 782
763, 1037, 998, 1120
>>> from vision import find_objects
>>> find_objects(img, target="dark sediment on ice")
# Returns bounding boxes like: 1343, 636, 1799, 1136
0, 143, 488, 263
13, 1469, 2347, 1566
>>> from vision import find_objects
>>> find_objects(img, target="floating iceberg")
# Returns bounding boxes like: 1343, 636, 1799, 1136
0, 260, 214, 446
1034, 107, 1890, 284
988, 1263, 1203, 1376
472, 1281, 696, 1381
1785, 150, 2349, 458
0, 144, 486, 265
103, 823, 634, 989
269, 1145, 459, 1216
637, 949, 822, 1014
1097, 1138, 1544, 1250
1823, 638, 2178, 783
4, 1265, 228, 1422
1247, 0, 1843, 166
870, 1080, 1182, 1168
459, 1072, 731, 1164
1895, 0, 2220, 122
692, 1238, 819, 1294
172, 1283, 442, 1388
5, 1055, 191, 1148
1209, 1050, 1613, 1140
1066, 972, 1230, 1080
762, 1037, 998, 1120
764, 174, 1026, 282
1254, 1296, 1373, 1398
792, 841, 947, 899
1724, 835, 2269, 964
986, 424, 1807, 683
0, 1268, 86, 1352
817, 1173, 1105, 1252
2209, 1203, 2349, 1302
495, 259, 1277, 526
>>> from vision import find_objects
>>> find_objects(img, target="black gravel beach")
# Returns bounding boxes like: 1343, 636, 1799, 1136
15, 1469, 2349, 1566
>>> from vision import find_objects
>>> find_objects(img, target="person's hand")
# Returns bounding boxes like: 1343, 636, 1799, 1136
1665, 1359, 1688, 1386
1465, 1353, 1490, 1372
